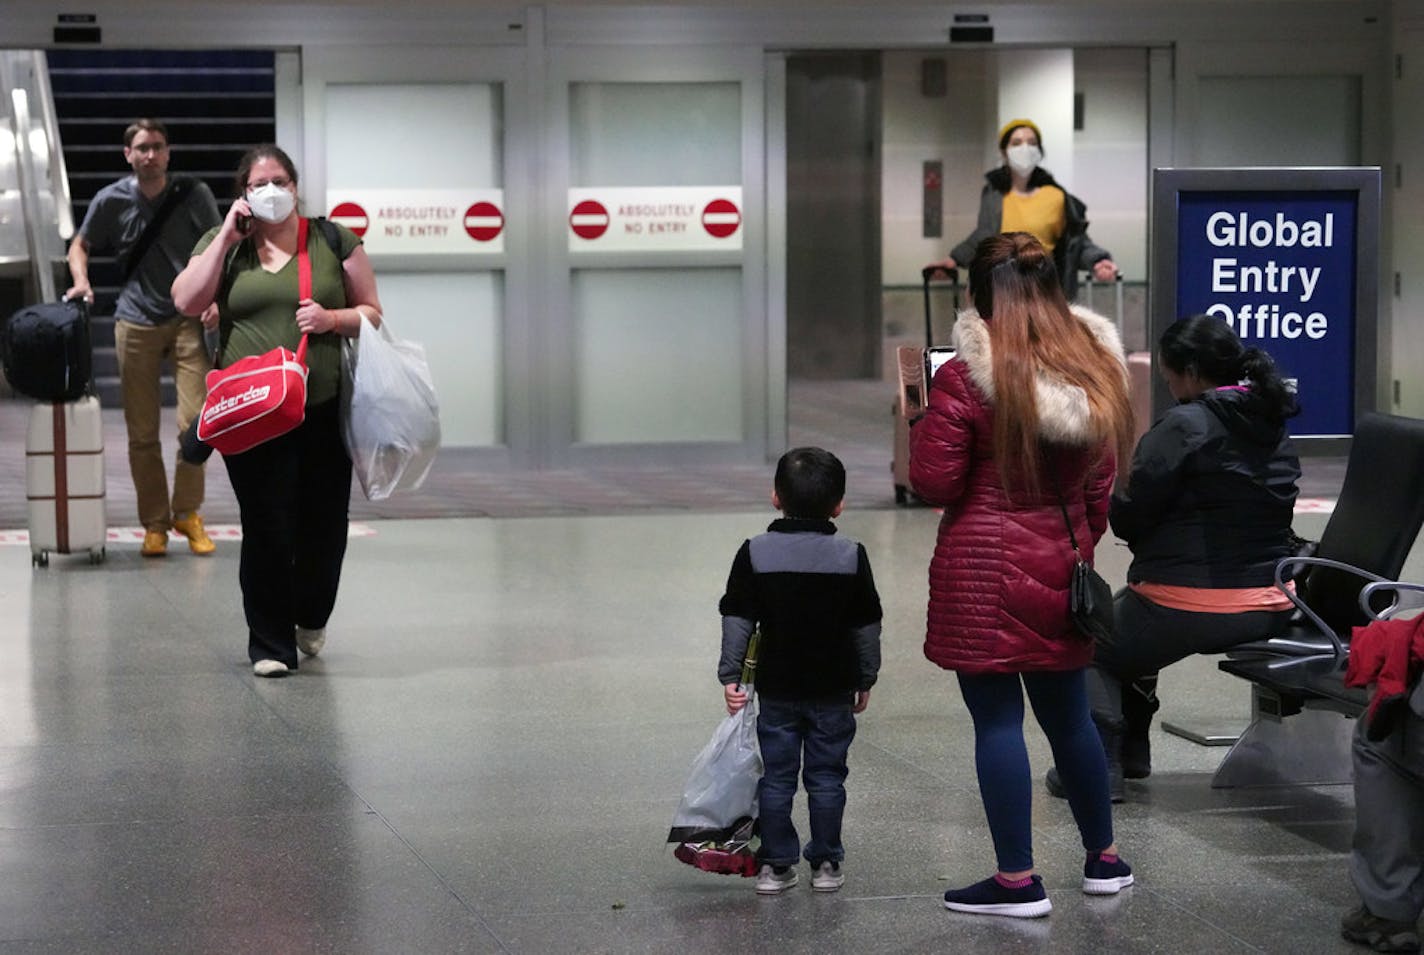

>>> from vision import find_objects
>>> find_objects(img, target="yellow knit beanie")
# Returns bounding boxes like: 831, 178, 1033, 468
997, 118, 1043, 153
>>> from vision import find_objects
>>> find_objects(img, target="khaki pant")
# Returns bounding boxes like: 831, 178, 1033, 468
114, 317, 211, 532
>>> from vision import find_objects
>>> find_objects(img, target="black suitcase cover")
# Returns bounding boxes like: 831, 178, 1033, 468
1, 299, 92, 402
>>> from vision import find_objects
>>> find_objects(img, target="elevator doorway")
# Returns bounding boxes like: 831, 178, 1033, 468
785, 53, 882, 380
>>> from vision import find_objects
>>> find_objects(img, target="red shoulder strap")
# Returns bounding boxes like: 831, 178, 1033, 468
295, 217, 311, 364
297, 217, 312, 300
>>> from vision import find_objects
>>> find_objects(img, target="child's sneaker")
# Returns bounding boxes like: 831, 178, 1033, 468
811, 861, 844, 893
943, 874, 1052, 918
1083, 851, 1134, 895
756, 864, 799, 895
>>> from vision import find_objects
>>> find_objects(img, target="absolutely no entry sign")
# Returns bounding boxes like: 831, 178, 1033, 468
329, 202, 369, 237
464, 201, 504, 242
701, 199, 741, 238
569, 200, 610, 240
325, 188, 505, 256
567, 187, 744, 252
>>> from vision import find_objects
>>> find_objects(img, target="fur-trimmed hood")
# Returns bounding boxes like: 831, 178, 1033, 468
950, 304, 1125, 447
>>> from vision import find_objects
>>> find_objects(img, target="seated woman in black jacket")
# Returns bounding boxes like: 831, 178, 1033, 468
1048, 315, 1302, 801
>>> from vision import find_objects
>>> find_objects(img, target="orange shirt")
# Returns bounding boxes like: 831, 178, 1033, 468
1130, 580, 1295, 614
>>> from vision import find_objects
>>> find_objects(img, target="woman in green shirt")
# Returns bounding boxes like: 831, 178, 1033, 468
173, 144, 383, 678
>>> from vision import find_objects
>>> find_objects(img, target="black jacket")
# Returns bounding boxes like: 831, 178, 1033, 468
718, 518, 882, 700
948, 167, 1111, 301
1111, 388, 1301, 588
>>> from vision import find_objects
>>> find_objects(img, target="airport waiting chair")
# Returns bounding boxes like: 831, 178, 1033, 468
1233, 411, 1424, 660
1191, 412, 1424, 787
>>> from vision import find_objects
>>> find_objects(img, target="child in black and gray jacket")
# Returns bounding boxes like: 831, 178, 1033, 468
719, 446, 882, 897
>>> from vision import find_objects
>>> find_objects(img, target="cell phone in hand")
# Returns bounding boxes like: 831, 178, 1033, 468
237, 214, 254, 235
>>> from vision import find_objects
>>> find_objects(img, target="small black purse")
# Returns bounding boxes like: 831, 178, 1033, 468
1054, 476, 1115, 643
1069, 556, 1115, 642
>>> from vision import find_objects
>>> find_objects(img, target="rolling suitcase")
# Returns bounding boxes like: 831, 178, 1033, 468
26, 395, 107, 567
892, 266, 959, 505
1079, 273, 1149, 440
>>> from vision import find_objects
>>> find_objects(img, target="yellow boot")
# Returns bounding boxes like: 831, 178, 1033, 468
172, 513, 216, 556
141, 529, 168, 557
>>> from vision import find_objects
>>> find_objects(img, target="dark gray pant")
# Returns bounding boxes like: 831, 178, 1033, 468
1086, 588, 1295, 729
1351, 685, 1424, 923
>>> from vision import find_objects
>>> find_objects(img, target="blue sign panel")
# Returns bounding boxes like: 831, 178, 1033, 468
1175, 191, 1358, 436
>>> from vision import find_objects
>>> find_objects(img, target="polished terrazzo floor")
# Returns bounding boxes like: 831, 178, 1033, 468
0, 381, 1398, 954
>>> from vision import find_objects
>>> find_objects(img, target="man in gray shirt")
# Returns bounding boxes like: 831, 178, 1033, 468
65, 118, 221, 557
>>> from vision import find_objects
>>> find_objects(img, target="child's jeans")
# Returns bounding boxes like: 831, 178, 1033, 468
755, 695, 857, 868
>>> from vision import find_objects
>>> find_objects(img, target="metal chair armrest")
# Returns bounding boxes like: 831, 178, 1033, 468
1273, 555, 1390, 658
1358, 580, 1424, 622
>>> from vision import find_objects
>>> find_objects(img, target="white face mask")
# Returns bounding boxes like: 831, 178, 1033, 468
1005, 143, 1043, 176
246, 182, 296, 223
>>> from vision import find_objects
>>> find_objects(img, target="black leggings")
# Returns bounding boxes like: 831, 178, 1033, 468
1087, 588, 1294, 729
223, 400, 352, 668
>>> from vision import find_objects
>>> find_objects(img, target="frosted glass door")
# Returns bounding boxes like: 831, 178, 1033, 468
568, 81, 745, 446
325, 83, 505, 447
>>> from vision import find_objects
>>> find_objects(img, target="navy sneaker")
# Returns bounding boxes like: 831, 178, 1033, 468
943, 875, 1052, 918
1083, 852, 1134, 895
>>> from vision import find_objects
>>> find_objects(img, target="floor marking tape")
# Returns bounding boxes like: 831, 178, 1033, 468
0, 523, 377, 546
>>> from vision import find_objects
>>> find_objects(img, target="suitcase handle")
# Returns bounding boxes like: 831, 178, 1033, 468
921, 267, 961, 347
1080, 272, 1125, 335
921, 265, 958, 284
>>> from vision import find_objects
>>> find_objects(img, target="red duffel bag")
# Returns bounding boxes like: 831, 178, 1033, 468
196, 218, 314, 456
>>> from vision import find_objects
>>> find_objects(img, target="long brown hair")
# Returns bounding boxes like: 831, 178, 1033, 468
968, 232, 1134, 493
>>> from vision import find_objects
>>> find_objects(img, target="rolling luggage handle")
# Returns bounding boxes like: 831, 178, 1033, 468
1082, 271, 1124, 336
894, 267, 961, 507
920, 265, 960, 347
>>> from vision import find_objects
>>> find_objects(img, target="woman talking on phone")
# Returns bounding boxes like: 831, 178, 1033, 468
172, 144, 382, 677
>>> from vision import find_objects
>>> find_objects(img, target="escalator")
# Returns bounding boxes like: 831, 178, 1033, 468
0, 49, 72, 348
1, 48, 277, 404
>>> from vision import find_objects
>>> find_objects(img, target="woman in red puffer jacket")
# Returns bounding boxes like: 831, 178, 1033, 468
909, 232, 1136, 919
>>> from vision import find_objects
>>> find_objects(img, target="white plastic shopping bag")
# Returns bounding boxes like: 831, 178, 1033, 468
341, 316, 440, 500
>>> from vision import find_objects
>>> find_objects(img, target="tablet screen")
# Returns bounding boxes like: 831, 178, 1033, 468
925, 346, 956, 386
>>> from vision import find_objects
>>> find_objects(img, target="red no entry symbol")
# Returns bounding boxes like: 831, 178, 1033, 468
329, 202, 369, 237
569, 200, 610, 240
702, 198, 741, 239
464, 201, 504, 242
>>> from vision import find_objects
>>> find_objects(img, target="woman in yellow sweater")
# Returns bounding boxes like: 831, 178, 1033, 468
928, 119, 1117, 300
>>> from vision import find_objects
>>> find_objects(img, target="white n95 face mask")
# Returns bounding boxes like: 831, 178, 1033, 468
1006, 143, 1043, 177
246, 182, 296, 223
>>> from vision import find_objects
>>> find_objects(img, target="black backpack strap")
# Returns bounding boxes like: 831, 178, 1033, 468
122, 175, 195, 280
312, 216, 344, 258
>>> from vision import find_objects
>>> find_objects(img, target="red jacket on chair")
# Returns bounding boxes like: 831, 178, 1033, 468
1346, 613, 1424, 740
909, 305, 1123, 674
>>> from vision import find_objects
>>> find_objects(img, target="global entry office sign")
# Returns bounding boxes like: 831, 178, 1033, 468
1152, 168, 1380, 446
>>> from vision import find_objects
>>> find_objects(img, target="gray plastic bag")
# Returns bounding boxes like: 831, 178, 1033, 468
667, 694, 763, 845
